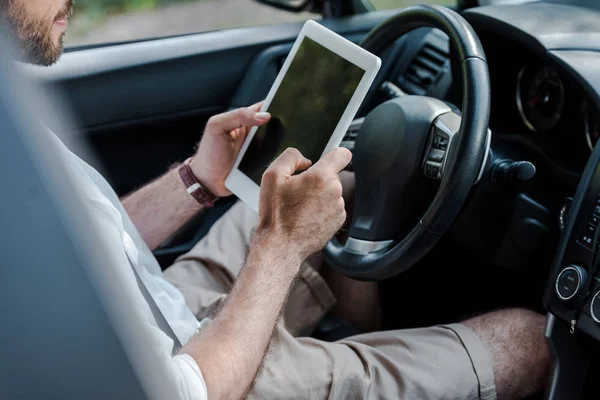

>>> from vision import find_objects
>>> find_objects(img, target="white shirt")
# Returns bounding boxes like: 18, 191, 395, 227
48, 131, 208, 400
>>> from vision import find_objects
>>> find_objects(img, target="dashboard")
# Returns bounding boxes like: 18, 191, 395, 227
515, 62, 598, 152
367, 4, 600, 192
347, 5, 600, 277
480, 27, 598, 178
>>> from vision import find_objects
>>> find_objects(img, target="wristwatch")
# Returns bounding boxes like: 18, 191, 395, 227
178, 157, 218, 207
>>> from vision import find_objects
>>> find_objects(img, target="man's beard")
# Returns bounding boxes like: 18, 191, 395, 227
1, 0, 73, 66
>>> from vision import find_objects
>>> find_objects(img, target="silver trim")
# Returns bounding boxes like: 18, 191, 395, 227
475, 127, 492, 185
515, 65, 537, 132
544, 312, 555, 338
558, 197, 573, 232
591, 290, 600, 324
344, 237, 393, 255
582, 101, 596, 152
585, 118, 594, 152
555, 265, 583, 301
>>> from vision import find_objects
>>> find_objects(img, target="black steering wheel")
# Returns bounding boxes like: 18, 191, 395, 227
323, 5, 491, 281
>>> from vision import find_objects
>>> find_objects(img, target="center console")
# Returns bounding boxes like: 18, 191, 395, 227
544, 149, 600, 399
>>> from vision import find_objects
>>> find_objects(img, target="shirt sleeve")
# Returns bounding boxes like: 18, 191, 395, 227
171, 354, 209, 400
85, 200, 209, 400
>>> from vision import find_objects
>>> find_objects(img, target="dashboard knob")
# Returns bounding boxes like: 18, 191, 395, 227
555, 265, 588, 301
590, 290, 600, 323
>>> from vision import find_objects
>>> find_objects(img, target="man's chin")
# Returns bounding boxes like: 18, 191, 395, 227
23, 39, 64, 66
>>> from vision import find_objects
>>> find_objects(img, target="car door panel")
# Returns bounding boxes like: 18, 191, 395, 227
229, 32, 367, 108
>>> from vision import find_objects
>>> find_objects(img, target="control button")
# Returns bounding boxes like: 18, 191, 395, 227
577, 233, 594, 249
585, 223, 597, 236
591, 290, 600, 323
427, 149, 445, 163
591, 215, 600, 226
555, 265, 587, 301
593, 206, 600, 218
577, 223, 596, 250
432, 135, 449, 151
424, 162, 441, 179
425, 163, 432, 176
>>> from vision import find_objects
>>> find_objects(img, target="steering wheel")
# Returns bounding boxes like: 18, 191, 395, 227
323, 5, 491, 281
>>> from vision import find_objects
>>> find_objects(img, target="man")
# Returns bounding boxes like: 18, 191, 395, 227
1, 0, 550, 399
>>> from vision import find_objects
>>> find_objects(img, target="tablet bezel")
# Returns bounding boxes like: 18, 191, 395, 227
225, 19, 381, 214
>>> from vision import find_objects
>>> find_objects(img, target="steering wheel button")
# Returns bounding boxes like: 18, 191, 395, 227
433, 136, 449, 151
424, 162, 441, 179
428, 150, 445, 162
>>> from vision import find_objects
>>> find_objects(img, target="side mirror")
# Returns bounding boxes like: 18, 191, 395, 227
254, 0, 323, 12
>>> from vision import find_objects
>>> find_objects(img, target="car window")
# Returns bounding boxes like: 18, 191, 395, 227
66, 0, 319, 47
368, 0, 455, 10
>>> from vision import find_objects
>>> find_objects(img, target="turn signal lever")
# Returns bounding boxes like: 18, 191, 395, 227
491, 160, 536, 185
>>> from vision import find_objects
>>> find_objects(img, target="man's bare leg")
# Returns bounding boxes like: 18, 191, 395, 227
462, 308, 550, 400
320, 170, 382, 332
320, 266, 383, 332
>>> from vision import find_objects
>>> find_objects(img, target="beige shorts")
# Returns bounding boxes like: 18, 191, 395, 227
163, 201, 496, 400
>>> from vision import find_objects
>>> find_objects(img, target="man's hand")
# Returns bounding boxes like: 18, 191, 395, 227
190, 103, 271, 197
255, 147, 353, 264
182, 146, 352, 400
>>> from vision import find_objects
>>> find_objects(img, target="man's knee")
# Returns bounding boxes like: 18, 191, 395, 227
462, 308, 550, 400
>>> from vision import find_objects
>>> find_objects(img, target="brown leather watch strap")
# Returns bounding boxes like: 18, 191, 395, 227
178, 158, 217, 207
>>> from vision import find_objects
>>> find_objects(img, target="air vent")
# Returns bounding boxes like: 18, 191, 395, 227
399, 31, 450, 96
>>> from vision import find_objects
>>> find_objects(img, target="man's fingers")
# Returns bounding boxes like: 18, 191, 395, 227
313, 147, 353, 173
248, 101, 265, 112
263, 148, 312, 182
207, 105, 271, 134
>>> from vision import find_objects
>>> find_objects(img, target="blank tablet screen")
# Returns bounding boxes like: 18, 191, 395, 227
238, 36, 365, 185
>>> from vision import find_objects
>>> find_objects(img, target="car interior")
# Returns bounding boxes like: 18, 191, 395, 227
9, 0, 600, 398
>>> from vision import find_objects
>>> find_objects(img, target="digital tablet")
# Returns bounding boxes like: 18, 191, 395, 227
225, 19, 381, 213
